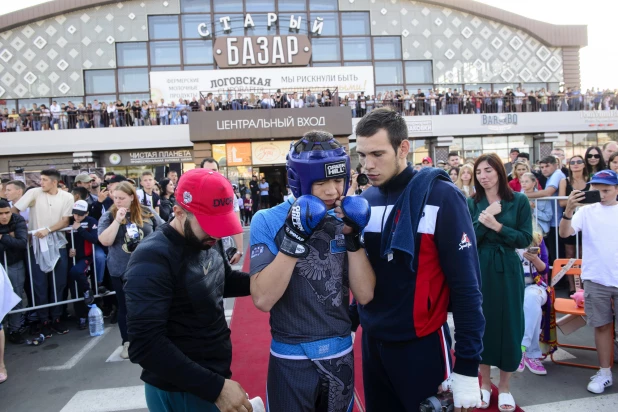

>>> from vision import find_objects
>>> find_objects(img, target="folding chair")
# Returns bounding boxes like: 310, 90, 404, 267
551, 259, 614, 369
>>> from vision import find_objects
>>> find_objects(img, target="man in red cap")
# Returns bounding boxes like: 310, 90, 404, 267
422, 156, 433, 168
124, 169, 253, 412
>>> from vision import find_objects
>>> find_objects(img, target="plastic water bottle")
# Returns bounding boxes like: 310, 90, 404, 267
88, 304, 105, 337
249, 397, 265, 412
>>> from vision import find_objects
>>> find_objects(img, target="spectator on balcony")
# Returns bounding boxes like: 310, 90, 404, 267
259, 92, 273, 109
214, 95, 227, 111
49, 101, 60, 130
76, 103, 86, 129
305, 89, 317, 108
189, 97, 200, 112
203, 93, 215, 111
157, 99, 168, 125
323, 89, 332, 106
231, 93, 248, 110
64, 101, 76, 129
113, 100, 124, 127
18, 107, 30, 132
357, 91, 367, 117
29, 103, 41, 131
40, 104, 50, 131
92, 99, 101, 128
290, 92, 304, 109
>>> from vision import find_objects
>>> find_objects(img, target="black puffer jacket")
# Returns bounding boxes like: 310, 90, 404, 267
0, 213, 28, 265
124, 223, 249, 402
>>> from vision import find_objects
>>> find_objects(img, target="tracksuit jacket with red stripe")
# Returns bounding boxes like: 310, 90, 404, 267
359, 166, 485, 377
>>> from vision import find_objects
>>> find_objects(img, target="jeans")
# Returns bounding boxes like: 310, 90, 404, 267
111, 276, 128, 344
6, 261, 26, 332
32, 120, 41, 131
116, 115, 125, 127
521, 284, 548, 359
94, 245, 106, 284
145, 383, 219, 412
69, 258, 91, 319
28, 247, 68, 322
50, 118, 59, 130
159, 115, 169, 125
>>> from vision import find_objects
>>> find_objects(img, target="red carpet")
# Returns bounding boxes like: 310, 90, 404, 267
230, 250, 523, 412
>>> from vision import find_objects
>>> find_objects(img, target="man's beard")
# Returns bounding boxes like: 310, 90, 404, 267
183, 218, 215, 250
91, 183, 99, 189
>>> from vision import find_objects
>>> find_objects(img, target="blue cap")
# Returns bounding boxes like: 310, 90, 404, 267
590, 170, 618, 186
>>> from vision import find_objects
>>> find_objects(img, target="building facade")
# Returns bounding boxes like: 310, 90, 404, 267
1, 0, 608, 186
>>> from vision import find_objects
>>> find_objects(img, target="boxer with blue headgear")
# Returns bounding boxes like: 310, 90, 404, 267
248, 130, 375, 412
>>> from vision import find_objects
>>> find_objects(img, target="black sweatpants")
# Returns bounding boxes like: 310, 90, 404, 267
362, 326, 451, 412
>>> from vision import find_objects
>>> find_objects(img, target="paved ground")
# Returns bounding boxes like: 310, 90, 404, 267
1, 226, 617, 411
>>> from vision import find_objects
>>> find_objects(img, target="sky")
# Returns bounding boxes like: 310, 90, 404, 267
1, 0, 615, 90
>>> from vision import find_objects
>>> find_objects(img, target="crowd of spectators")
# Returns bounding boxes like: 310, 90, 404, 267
1, 87, 617, 131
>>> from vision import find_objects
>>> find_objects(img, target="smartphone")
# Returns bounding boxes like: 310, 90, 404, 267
581, 190, 601, 204
100, 182, 108, 191
527, 247, 540, 254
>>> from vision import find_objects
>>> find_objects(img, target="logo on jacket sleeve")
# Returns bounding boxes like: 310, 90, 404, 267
459, 232, 472, 250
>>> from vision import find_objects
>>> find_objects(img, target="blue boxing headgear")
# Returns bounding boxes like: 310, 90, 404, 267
287, 136, 350, 198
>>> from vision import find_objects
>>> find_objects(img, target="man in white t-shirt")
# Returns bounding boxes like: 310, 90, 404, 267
258, 178, 269, 209
12, 169, 74, 337
136, 171, 160, 215
559, 169, 618, 394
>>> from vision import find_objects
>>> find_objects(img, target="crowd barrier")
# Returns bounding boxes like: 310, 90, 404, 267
5, 227, 114, 316
2, 196, 577, 316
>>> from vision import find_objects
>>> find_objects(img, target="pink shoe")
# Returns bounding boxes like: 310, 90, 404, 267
524, 356, 547, 375
517, 354, 525, 372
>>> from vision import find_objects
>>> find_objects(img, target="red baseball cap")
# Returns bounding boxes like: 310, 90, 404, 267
176, 169, 242, 238
422, 156, 433, 164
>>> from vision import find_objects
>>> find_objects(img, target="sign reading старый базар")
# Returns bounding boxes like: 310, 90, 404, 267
149, 66, 375, 103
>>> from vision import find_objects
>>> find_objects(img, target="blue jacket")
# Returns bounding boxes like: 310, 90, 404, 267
358, 166, 485, 377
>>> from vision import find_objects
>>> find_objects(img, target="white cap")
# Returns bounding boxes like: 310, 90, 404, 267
72, 200, 89, 215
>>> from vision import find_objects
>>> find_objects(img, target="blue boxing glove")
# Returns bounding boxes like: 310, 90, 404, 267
279, 195, 328, 258
340, 196, 371, 252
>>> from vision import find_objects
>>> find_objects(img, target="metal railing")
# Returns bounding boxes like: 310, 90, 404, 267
199, 86, 341, 110
4, 227, 113, 316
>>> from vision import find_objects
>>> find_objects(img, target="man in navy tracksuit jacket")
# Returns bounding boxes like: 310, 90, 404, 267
354, 109, 485, 412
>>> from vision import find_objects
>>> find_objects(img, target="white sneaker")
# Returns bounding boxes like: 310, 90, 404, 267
587, 370, 613, 394
120, 342, 130, 360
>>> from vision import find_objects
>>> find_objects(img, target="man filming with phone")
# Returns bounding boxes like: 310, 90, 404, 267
559, 169, 618, 394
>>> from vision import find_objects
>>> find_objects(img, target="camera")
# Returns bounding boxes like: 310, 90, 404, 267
419, 391, 454, 412
356, 173, 369, 186
126, 238, 140, 253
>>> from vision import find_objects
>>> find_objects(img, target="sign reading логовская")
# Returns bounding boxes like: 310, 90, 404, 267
189, 107, 352, 141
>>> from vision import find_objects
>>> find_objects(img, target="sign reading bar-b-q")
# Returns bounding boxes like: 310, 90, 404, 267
214, 35, 311, 68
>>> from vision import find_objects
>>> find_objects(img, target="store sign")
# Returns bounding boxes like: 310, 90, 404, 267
101, 149, 193, 166
226, 142, 252, 166
189, 107, 352, 141
214, 35, 312, 68
406, 119, 433, 134
482, 114, 518, 132
198, 13, 325, 38
150, 66, 374, 102
252, 140, 293, 165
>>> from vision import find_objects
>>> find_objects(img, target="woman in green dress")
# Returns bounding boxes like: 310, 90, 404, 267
468, 153, 532, 412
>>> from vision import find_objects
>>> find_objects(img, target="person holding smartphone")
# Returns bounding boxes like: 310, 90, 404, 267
515, 232, 551, 376
559, 170, 618, 394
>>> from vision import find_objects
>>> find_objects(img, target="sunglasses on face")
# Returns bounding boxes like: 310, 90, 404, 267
570, 160, 584, 165
587, 154, 601, 159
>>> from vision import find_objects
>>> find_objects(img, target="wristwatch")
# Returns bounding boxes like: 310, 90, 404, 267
235, 251, 243, 256
562, 213, 572, 220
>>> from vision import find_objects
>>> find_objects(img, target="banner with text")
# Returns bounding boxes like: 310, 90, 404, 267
150, 66, 374, 102
189, 107, 352, 141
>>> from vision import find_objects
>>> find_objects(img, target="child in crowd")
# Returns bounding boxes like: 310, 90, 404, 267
243, 193, 252, 226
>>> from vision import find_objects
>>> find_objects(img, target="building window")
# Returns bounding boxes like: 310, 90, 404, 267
312, 62, 340, 67
214, 14, 245, 36
119, 93, 151, 103
85, 95, 116, 105
373, 37, 401, 60
341, 12, 370, 36
184, 65, 214, 70
523, 83, 548, 91
405, 61, 432, 84
245, 0, 275, 12
309, 13, 338, 35
85, 70, 116, 94
342, 37, 371, 60
375, 61, 403, 84
464, 83, 491, 92
183, 40, 214, 65
149, 15, 180, 39
17, 98, 51, 109
278, 0, 306, 12
150, 66, 182, 71
406, 85, 433, 94
118, 68, 149, 93
150, 41, 181, 65
311, 38, 340, 61
182, 15, 211, 38
278, 13, 308, 34
344, 61, 371, 67
309, 0, 338, 11
180, 0, 211, 13
116, 42, 148, 67
214, 0, 243, 13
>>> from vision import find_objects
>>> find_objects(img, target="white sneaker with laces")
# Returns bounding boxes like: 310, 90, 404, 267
587, 370, 613, 394
120, 342, 130, 360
